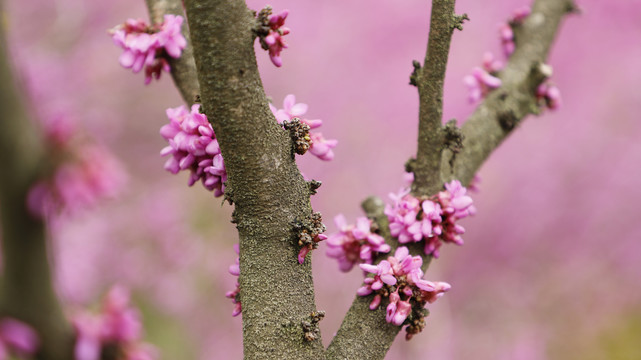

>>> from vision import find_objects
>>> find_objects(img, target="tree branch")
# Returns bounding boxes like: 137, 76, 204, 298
145, 0, 200, 105
0, 6, 73, 359
412, 0, 463, 197
183, 1, 325, 359
442, 0, 577, 185
328, 0, 574, 357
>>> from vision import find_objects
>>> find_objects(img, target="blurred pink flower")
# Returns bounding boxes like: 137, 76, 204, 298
537, 81, 562, 110
72, 285, 155, 360
463, 65, 502, 104
226, 244, 242, 317
27, 145, 127, 218
0, 318, 39, 359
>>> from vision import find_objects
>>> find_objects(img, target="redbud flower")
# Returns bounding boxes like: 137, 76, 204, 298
358, 247, 450, 337
464, 59, 502, 103
27, 145, 127, 218
160, 104, 227, 197
264, 10, 290, 67
500, 6, 531, 57
72, 285, 156, 360
385, 180, 475, 257
326, 214, 391, 272
0, 318, 39, 359
110, 15, 186, 84
537, 81, 562, 110
269, 94, 337, 161
226, 244, 242, 317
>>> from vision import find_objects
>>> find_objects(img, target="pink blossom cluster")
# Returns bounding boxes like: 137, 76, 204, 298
463, 52, 503, 103
27, 144, 126, 218
499, 6, 531, 57
536, 81, 562, 110
160, 104, 227, 197
384, 180, 475, 258
110, 14, 187, 84
225, 244, 242, 317
73, 286, 158, 360
270, 94, 337, 161
357, 247, 450, 339
465, 5, 562, 109
0, 318, 39, 360
326, 214, 391, 272
261, 10, 290, 67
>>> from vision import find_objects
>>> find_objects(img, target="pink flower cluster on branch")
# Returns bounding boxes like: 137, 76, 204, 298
385, 180, 475, 258
0, 318, 39, 360
536, 81, 562, 110
160, 104, 227, 197
72, 286, 158, 360
110, 15, 187, 84
255, 8, 290, 67
326, 215, 391, 272
464, 5, 562, 110
270, 94, 337, 161
27, 117, 126, 218
225, 244, 242, 317
357, 247, 451, 340
463, 52, 503, 104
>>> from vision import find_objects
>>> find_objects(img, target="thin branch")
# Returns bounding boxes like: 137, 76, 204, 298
328, 0, 574, 357
412, 0, 463, 197
0, 7, 73, 359
442, 0, 577, 185
183, 1, 324, 359
145, 0, 200, 105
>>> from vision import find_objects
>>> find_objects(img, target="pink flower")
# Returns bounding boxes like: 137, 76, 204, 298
0, 318, 39, 358
358, 246, 450, 335
537, 81, 562, 110
27, 145, 127, 218
464, 62, 502, 104
160, 104, 227, 197
385, 179, 475, 257
269, 94, 336, 161
308, 132, 337, 161
326, 214, 390, 272
226, 244, 242, 317
110, 15, 186, 83
421, 281, 452, 304
265, 10, 290, 67
72, 285, 155, 360
499, 6, 531, 57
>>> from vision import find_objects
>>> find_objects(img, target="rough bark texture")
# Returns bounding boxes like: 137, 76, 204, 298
0, 7, 73, 360
145, 0, 200, 105
183, 0, 325, 359
441, 0, 577, 186
413, 0, 461, 197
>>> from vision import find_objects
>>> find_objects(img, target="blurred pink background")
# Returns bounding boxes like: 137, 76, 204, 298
4, 0, 641, 358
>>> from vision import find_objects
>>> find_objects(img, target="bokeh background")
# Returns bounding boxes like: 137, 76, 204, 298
3, 0, 641, 358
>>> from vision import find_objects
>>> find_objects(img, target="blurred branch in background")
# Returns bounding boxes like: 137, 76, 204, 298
0, 3, 73, 359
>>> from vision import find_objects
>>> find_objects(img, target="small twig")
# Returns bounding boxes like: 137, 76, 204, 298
412, 0, 460, 197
